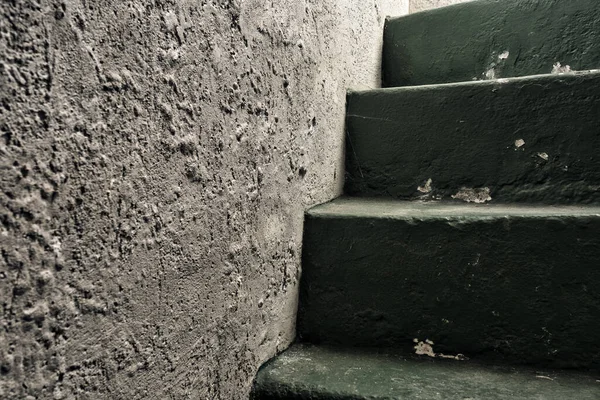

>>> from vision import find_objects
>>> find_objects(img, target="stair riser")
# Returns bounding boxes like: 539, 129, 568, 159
346, 72, 600, 203
298, 212, 600, 368
383, 0, 600, 86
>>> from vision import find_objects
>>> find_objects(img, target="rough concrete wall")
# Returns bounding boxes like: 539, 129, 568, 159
0, 1, 408, 399
411, 0, 473, 13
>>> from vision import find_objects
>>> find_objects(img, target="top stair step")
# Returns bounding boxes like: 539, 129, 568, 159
383, 0, 600, 87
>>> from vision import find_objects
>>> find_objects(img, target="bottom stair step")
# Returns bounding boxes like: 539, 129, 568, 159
251, 344, 600, 399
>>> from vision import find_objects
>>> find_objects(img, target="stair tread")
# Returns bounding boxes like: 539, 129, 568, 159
252, 344, 600, 399
309, 197, 600, 220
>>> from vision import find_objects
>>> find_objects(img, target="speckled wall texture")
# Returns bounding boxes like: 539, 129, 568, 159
0, 1, 408, 398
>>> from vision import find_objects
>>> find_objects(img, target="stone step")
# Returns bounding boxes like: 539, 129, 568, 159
345, 71, 600, 203
297, 198, 600, 369
251, 344, 600, 400
382, 0, 600, 87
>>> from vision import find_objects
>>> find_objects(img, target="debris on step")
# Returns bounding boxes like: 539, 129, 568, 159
552, 62, 573, 74
413, 338, 468, 361
451, 187, 492, 203
417, 178, 433, 194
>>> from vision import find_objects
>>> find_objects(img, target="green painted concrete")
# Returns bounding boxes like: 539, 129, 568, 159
345, 71, 600, 203
383, 0, 600, 87
298, 198, 600, 369
251, 344, 600, 399
252, 1, 600, 395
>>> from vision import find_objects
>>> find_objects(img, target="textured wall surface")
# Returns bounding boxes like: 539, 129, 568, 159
411, 0, 472, 13
0, 1, 408, 398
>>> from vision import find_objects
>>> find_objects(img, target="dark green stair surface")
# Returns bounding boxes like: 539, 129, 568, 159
251, 344, 600, 400
298, 198, 600, 369
345, 71, 600, 203
383, 0, 600, 87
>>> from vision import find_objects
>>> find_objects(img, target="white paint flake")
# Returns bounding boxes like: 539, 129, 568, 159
537, 152, 549, 161
413, 338, 436, 357
482, 51, 509, 80
451, 187, 492, 204
413, 338, 468, 361
552, 62, 573, 74
515, 139, 525, 148
417, 178, 433, 194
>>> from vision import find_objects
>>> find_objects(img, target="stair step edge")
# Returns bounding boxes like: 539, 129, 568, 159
252, 344, 600, 400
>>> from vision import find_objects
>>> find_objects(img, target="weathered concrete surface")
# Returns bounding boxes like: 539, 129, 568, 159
346, 71, 600, 203
251, 344, 600, 400
385, 0, 600, 86
298, 198, 600, 369
410, 0, 472, 14
0, 1, 408, 398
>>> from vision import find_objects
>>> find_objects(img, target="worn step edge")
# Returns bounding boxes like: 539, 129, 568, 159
251, 344, 600, 400
351, 69, 600, 96
382, 0, 600, 86
307, 197, 600, 220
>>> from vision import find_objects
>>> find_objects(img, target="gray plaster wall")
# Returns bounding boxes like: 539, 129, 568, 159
411, 0, 473, 13
0, 1, 408, 398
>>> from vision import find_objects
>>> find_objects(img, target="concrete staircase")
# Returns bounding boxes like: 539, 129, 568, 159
251, 1, 600, 398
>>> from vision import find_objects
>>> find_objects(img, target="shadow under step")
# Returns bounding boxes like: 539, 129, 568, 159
251, 344, 600, 399
298, 198, 600, 369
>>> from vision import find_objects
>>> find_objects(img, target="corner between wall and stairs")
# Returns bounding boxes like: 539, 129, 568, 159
251, 1, 600, 398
